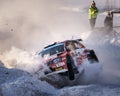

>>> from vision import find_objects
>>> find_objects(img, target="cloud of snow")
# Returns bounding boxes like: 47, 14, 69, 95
0, 46, 48, 75
0, 0, 90, 53
0, 0, 58, 52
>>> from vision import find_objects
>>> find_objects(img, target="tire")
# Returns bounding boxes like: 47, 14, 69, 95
66, 55, 75, 80
89, 50, 99, 62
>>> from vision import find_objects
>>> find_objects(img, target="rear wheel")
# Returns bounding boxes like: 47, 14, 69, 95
88, 50, 99, 63
66, 55, 75, 80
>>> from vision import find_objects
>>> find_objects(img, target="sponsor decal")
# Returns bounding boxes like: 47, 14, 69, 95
56, 62, 65, 67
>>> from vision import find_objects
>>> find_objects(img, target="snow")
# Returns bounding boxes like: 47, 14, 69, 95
56, 85, 120, 96
1, 76, 55, 96
0, 64, 56, 96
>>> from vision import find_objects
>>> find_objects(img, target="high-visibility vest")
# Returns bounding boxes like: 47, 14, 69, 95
89, 6, 99, 19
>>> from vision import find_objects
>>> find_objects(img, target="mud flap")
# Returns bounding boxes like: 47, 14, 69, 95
66, 55, 75, 80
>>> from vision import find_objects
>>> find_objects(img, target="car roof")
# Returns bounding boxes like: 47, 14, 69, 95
43, 39, 83, 50
43, 42, 64, 51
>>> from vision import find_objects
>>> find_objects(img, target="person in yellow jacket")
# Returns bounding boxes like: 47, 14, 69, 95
89, 1, 99, 30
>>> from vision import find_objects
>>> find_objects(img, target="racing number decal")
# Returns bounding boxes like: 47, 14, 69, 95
73, 51, 84, 65
76, 57, 82, 65
72, 50, 86, 66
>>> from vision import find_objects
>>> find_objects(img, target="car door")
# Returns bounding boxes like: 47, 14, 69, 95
66, 41, 84, 66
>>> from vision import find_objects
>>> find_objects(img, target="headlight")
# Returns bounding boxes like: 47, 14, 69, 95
53, 57, 62, 63
47, 57, 62, 66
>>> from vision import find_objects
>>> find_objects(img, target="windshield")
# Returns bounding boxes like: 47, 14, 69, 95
40, 44, 64, 57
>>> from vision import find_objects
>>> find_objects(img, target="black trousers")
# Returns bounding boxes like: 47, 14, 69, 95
89, 18, 96, 30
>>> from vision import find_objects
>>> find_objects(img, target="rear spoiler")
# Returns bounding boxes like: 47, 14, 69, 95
44, 42, 57, 49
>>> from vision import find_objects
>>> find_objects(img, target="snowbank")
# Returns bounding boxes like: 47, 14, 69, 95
56, 85, 120, 96
0, 63, 56, 96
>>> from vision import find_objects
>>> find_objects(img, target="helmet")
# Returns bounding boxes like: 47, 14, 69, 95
92, 1, 96, 5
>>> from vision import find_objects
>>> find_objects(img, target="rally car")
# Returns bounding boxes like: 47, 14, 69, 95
39, 39, 99, 80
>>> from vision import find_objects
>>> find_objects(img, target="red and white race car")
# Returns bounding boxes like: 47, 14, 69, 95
39, 39, 99, 80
